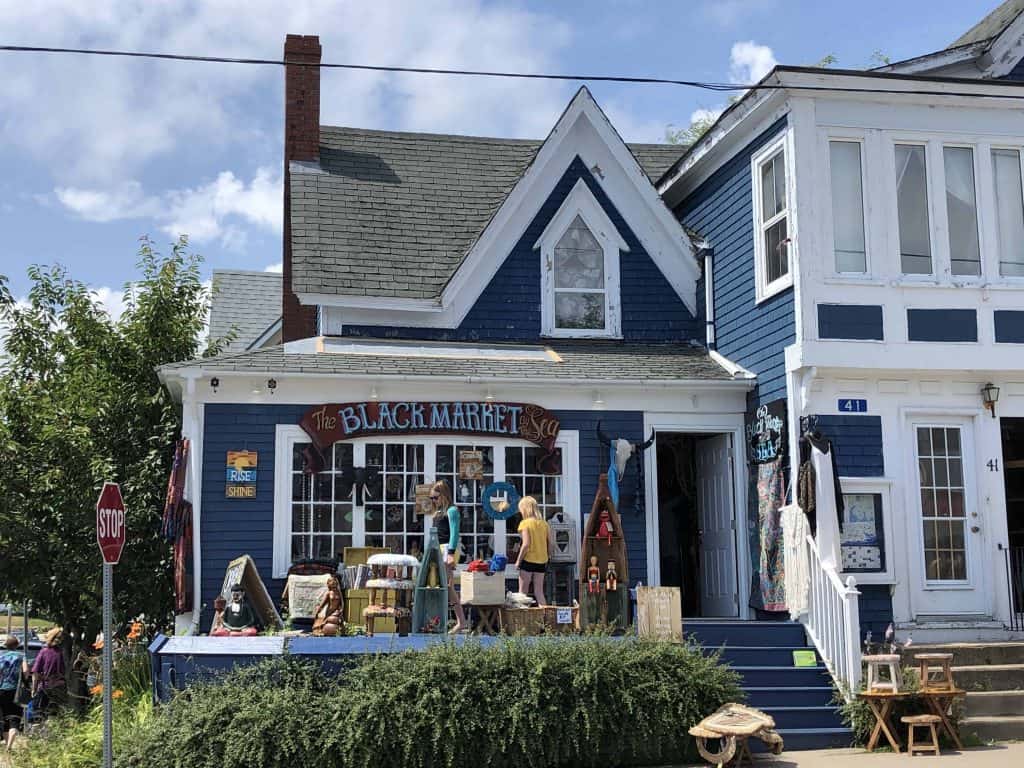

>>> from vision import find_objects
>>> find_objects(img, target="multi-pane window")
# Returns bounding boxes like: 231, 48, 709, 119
943, 147, 981, 276
553, 215, 606, 331
895, 144, 932, 275
758, 149, 789, 287
435, 443, 495, 561
363, 443, 425, 555
290, 442, 354, 562
992, 148, 1024, 277
504, 446, 564, 562
829, 141, 866, 273
916, 427, 968, 582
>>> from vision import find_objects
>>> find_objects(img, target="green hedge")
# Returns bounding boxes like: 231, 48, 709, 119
118, 638, 742, 768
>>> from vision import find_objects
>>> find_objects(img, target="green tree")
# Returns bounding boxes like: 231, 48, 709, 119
0, 237, 215, 675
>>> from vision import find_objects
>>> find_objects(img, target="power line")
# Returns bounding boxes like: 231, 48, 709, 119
4, 44, 1024, 101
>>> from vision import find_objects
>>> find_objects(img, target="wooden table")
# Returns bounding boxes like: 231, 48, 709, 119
858, 690, 912, 752
466, 604, 503, 635
920, 687, 966, 750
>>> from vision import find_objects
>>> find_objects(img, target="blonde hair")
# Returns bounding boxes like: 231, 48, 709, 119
518, 495, 540, 520
430, 480, 453, 521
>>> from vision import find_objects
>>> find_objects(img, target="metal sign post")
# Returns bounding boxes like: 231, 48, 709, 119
96, 482, 126, 768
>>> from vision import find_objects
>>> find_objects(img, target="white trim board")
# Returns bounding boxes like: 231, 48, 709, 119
303, 87, 699, 328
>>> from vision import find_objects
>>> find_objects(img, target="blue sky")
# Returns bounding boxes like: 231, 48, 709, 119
0, 0, 993, 312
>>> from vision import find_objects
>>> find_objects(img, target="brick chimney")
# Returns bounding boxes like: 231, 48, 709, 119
282, 34, 321, 342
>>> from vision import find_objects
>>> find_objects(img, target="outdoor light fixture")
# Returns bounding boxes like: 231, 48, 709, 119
981, 382, 1000, 418
591, 390, 605, 410
267, 378, 277, 394
484, 388, 495, 402
209, 377, 219, 393
370, 385, 380, 401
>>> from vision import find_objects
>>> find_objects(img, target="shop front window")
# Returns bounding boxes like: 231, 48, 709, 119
290, 442, 354, 562
435, 444, 495, 561
504, 446, 564, 563
363, 443, 425, 556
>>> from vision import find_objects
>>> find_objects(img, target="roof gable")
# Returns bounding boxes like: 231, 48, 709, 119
208, 270, 282, 352
301, 87, 698, 327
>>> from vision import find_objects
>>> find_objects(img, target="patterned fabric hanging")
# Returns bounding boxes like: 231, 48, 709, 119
162, 439, 193, 612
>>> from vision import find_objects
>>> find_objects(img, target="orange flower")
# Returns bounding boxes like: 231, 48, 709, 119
112, 689, 124, 700
90, 684, 103, 696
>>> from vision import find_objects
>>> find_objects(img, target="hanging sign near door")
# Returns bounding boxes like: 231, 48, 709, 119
635, 586, 683, 642
225, 451, 258, 498
745, 401, 787, 464
299, 401, 561, 474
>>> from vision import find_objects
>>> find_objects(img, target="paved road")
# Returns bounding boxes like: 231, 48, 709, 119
676, 742, 1024, 766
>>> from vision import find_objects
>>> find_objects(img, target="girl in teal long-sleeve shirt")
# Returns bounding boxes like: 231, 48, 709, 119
431, 480, 468, 633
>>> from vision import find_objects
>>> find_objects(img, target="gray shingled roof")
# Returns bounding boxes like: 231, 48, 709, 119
208, 269, 282, 352
161, 338, 734, 382
289, 127, 685, 302
950, 0, 1024, 48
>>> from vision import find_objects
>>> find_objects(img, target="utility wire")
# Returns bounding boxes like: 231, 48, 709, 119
4, 44, 1024, 101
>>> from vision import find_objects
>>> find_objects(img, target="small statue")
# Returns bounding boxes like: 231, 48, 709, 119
605, 560, 618, 592
210, 596, 227, 635
587, 555, 601, 594
212, 584, 259, 636
597, 507, 614, 545
312, 575, 344, 637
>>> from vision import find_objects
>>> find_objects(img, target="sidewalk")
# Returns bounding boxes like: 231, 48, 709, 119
676, 742, 1023, 767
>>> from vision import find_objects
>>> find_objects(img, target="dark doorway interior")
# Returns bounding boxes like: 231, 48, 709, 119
656, 434, 700, 616
1003, 418, 1024, 549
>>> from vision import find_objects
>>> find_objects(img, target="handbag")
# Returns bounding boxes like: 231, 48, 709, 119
14, 670, 32, 707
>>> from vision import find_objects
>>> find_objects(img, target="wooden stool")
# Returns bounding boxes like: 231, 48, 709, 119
915, 653, 955, 691
863, 654, 903, 692
902, 714, 941, 756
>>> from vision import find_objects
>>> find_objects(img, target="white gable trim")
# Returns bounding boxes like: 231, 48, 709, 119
535, 178, 627, 338
981, 9, 1024, 78
312, 87, 699, 327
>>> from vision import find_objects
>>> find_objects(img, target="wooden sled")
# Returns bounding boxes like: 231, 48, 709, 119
688, 703, 784, 766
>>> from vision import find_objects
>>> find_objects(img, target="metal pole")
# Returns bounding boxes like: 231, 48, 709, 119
102, 563, 113, 768
23, 600, 28, 648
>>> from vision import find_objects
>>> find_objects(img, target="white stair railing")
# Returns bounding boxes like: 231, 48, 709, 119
801, 533, 862, 695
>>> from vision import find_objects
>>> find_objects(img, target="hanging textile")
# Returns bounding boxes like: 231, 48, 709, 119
797, 460, 816, 534
173, 501, 193, 613
810, 443, 843, 569
162, 439, 194, 612
161, 439, 189, 541
781, 504, 811, 620
607, 443, 621, 508
751, 457, 787, 613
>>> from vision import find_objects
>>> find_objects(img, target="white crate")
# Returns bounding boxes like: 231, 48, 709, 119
459, 571, 505, 605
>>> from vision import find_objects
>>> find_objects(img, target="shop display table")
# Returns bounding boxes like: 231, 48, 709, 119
920, 687, 966, 750
464, 602, 503, 635
858, 690, 911, 752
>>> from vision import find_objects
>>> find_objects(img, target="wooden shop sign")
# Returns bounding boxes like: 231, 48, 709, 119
300, 401, 562, 473
225, 450, 258, 498
636, 586, 683, 643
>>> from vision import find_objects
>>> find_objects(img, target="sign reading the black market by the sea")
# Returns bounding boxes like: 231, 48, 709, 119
300, 401, 562, 473
745, 401, 787, 465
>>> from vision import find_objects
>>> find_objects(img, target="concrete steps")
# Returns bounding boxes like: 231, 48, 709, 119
900, 642, 1024, 741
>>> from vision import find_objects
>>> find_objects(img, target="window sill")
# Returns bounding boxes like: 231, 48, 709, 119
542, 331, 623, 340
755, 275, 794, 305
822, 276, 887, 287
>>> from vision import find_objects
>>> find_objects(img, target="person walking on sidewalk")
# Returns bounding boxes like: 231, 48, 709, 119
0, 635, 29, 751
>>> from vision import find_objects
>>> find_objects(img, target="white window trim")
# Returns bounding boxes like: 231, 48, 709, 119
988, 143, 1024, 284
891, 138, 938, 279
838, 477, 896, 585
824, 133, 870, 276
751, 134, 795, 303
938, 142, 984, 283
534, 178, 627, 339
273, 425, 580, 579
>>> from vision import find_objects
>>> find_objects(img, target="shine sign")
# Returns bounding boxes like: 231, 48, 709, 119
96, 482, 127, 565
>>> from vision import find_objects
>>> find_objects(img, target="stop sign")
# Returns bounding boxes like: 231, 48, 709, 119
96, 482, 126, 565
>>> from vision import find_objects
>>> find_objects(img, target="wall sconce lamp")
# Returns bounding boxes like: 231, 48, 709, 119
591, 390, 605, 410
484, 388, 495, 402
370, 385, 380, 401
209, 377, 220, 393
267, 378, 277, 395
981, 382, 1000, 419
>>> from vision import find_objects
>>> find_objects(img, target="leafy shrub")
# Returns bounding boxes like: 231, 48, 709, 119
118, 638, 742, 768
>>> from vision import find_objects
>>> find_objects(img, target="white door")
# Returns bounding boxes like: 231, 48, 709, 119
696, 435, 739, 617
908, 421, 988, 618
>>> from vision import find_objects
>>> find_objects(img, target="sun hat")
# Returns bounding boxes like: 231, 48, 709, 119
42, 626, 64, 646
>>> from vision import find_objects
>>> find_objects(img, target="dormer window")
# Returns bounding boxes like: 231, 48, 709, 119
535, 178, 626, 338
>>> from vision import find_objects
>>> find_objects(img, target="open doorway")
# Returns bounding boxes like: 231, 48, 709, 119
656, 432, 739, 617
1001, 418, 1024, 622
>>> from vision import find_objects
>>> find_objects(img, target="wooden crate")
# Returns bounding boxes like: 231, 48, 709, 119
344, 588, 395, 632
459, 572, 505, 605
342, 546, 388, 567
500, 607, 546, 635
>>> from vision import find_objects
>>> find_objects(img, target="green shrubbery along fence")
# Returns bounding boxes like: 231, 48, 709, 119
117, 638, 741, 768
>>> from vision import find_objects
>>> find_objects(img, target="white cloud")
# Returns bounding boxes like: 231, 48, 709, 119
55, 167, 283, 248
702, 0, 774, 27
91, 286, 128, 321
729, 41, 778, 84
690, 107, 726, 125
264, 262, 283, 273
0, 1, 572, 186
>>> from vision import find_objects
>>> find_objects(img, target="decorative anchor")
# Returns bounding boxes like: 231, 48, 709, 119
596, 421, 655, 516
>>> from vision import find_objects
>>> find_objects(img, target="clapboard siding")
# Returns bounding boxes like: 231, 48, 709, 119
675, 118, 795, 407
815, 415, 885, 477
341, 156, 700, 344
200, 403, 649, 632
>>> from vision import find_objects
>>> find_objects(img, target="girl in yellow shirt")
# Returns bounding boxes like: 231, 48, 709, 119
515, 496, 551, 606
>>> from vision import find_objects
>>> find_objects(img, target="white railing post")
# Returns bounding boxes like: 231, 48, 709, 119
843, 574, 862, 691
